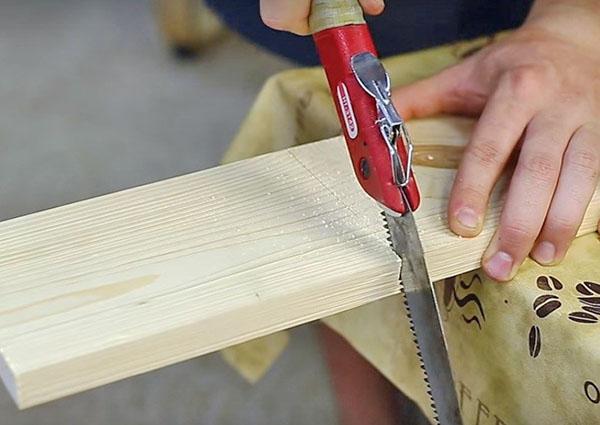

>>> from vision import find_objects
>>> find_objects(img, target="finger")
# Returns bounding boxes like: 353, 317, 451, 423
359, 0, 385, 15
448, 67, 545, 239
260, 0, 311, 35
482, 110, 577, 281
391, 59, 484, 120
531, 122, 600, 265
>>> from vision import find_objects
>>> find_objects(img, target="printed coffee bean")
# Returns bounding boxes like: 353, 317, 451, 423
528, 325, 541, 358
579, 297, 600, 306
577, 283, 595, 296
533, 294, 559, 308
582, 305, 600, 315
583, 281, 600, 295
537, 276, 552, 291
568, 312, 599, 324
549, 276, 563, 290
536, 275, 563, 291
533, 294, 562, 318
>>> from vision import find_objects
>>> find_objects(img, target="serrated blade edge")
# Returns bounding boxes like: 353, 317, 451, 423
382, 211, 463, 425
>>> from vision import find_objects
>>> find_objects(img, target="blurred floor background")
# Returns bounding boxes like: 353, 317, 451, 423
0, 0, 338, 423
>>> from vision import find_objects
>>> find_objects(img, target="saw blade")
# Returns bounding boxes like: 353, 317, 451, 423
382, 211, 463, 425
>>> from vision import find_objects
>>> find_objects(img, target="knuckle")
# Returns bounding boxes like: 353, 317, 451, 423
504, 66, 544, 99
454, 183, 488, 205
565, 145, 600, 182
482, 43, 515, 68
569, 184, 594, 204
465, 139, 503, 168
547, 214, 578, 237
500, 221, 537, 246
558, 88, 585, 107
517, 152, 560, 185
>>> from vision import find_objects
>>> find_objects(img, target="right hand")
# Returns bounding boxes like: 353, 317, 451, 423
260, 0, 385, 35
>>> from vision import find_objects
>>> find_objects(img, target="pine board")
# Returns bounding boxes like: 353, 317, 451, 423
0, 119, 598, 408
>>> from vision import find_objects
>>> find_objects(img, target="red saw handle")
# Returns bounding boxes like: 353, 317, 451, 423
312, 23, 420, 215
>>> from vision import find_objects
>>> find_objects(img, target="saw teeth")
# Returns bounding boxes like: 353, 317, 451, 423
401, 289, 441, 424
381, 213, 394, 250
381, 211, 441, 424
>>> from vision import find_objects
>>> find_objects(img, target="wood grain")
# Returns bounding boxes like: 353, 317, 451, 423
0, 118, 598, 408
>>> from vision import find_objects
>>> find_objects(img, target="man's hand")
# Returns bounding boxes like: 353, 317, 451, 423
392, 0, 600, 281
260, 0, 384, 35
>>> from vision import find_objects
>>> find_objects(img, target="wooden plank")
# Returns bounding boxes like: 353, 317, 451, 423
0, 118, 598, 408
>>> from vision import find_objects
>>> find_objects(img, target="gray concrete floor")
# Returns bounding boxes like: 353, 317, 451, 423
0, 0, 338, 423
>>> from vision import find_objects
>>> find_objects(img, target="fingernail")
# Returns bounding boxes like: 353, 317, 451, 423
532, 241, 556, 265
485, 251, 514, 281
455, 207, 480, 230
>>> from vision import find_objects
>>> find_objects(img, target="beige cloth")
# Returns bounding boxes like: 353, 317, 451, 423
221, 37, 600, 424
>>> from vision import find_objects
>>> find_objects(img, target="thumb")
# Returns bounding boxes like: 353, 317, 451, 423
392, 59, 485, 120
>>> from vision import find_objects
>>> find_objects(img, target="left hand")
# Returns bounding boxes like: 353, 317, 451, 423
392, 0, 600, 281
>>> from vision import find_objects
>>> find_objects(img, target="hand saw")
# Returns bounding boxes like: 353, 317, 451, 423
309, 1, 463, 424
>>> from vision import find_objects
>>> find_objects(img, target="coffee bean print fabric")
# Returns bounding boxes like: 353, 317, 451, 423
528, 325, 541, 358
569, 281, 600, 324
533, 295, 561, 318
323, 232, 600, 425
528, 275, 564, 358
527, 274, 600, 358
533, 275, 563, 318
